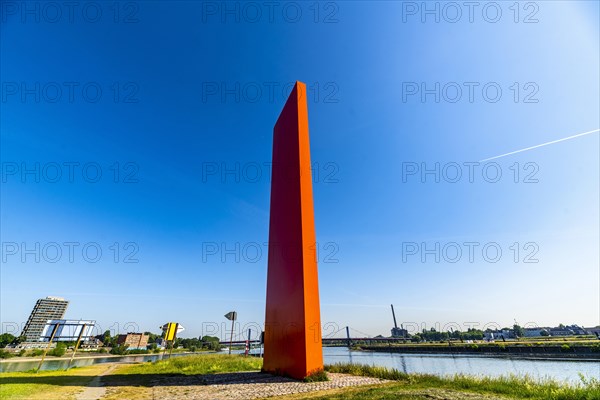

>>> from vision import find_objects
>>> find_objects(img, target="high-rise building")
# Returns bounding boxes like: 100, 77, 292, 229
21, 296, 69, 341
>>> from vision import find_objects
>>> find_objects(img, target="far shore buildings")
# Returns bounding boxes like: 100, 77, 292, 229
586, 326, 600, 337
484, 324, 594, 341
523, 327, 546, 337
484, 329, 515, 341
117, 333, 149, 350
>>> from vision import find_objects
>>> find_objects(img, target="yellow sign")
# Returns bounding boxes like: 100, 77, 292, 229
164, 322, 178, 341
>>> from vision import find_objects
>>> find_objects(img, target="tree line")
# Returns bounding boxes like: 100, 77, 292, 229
96, 330, 222, 354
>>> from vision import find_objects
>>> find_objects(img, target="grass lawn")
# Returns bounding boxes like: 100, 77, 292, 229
304, 363, 600, 400
101, 354, 263, 400
112, 353, 263, 375
0, 364, 112, 400
0, 355, 263, 400
263, 384, 508, 399
101, 357, 600, 400
2, 355, 597, 400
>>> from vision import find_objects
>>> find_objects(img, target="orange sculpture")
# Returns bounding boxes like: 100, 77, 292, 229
263, 81, 323, 379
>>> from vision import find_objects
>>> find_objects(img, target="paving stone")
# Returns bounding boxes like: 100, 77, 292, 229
148, 372, 388, 400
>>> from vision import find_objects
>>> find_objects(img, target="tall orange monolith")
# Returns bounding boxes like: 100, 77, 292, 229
263, 81, 323, 379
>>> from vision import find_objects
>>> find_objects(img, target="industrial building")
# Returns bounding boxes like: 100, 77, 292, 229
21, 296, 69, 342
390, 304, 408, 338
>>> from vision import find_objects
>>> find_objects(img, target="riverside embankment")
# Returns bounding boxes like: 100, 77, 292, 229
358, 343, 600, 360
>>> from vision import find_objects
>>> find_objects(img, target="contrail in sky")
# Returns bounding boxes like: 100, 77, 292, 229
479, 129, 600, 162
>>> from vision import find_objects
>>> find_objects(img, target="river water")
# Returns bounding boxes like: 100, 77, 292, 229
2, 347, 598, 384
322, 347, 599, 384
0, 352, 194, 373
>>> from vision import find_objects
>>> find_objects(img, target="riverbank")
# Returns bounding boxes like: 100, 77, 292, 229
0, 350, 203, 364
357, 344, 600, 360
1, 354, 598, 400
322, 363, 600, 400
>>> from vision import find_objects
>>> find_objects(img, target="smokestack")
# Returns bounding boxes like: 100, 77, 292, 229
390, 304, 398, 329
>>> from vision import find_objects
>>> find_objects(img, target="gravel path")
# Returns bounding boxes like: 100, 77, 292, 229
148, 372, 388, 400
74, 364, 119, 400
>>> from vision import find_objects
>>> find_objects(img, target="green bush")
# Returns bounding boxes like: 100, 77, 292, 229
127, 349, 149, 355
303, 370, 329, 382
110, 345, 129, 355
48, 343, 66, 357
201, 336, 222, 351
29, 349, 44, 357
326, 363, 410, 381
0, 349, 14, 359
0, 333, 16, 348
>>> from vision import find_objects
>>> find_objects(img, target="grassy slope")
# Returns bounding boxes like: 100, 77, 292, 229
269, 363, 600, 400
102, 354, 263, 400
263, 383, 509, 400
0, 364, 111, 400
316, 364, 600, 400
112, 354, 263, 375
0, 355, 263, 400
104, 357, 600, 400
2, 355, 597, 400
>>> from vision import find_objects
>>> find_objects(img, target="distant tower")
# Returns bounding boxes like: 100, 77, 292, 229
21, 297, 69, 341
390, 304, 407, 338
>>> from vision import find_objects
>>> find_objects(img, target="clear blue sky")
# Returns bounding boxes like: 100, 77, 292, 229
1, 1, 598, 340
